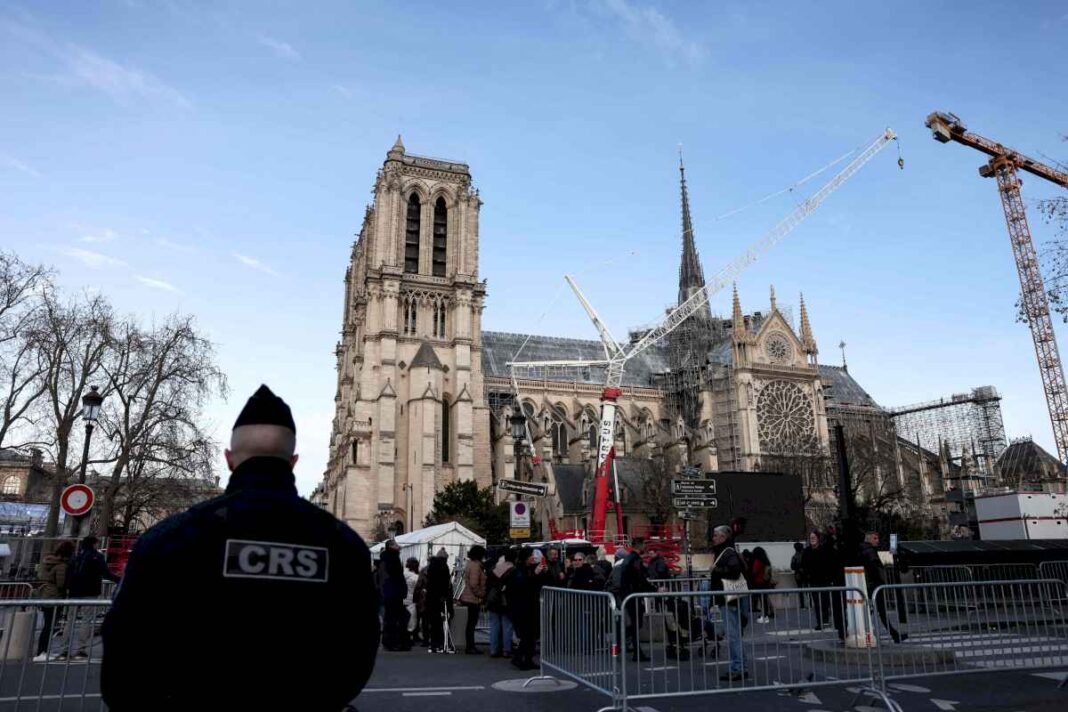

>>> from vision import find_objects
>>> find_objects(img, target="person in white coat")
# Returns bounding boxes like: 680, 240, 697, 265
404, 557, 420, 645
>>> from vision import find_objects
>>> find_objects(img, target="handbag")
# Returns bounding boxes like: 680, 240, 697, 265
711, 547, 749, 603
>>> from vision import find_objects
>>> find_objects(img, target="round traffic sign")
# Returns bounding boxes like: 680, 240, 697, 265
61, 484, 95, 517
514, 502, 527, 515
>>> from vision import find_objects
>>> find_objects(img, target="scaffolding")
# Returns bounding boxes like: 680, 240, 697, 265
888, 386, 1007, 479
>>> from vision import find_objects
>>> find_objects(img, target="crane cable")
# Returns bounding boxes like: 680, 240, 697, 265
711, 147, 859, 222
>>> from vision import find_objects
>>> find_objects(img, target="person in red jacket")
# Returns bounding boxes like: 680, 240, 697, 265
749, 547, 776, 623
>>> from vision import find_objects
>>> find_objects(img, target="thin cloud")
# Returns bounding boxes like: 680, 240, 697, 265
156, 236, 194, 252
60, 247, 127, 269
3, 19, 191, 108
79, 228, 118, 244
332, 83, 352, 98
596, 0, 706, 66
233, 252, 279, 277
135, 275, 180, 293
66, 47, 192, 108
257, 35, 300, 61
2, 155, 42, 178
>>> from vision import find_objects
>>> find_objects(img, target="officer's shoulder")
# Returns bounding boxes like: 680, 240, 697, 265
293, 498, 371, 555
133, 493, 238, 552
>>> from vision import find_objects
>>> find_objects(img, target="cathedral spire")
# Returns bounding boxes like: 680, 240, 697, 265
799, 292, 818, 364
677, 146, 709, 317
769, 284, 777, 311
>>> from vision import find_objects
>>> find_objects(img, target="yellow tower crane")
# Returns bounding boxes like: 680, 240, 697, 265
926, 111, 1068, 463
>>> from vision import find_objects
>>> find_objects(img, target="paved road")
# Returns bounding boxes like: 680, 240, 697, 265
360, 650, 1067, 712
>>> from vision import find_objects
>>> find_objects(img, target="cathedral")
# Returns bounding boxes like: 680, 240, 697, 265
317, 140, 952, 541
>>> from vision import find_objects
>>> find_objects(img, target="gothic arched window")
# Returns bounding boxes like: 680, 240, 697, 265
552, 421, 568, 462
2, 476, 20, 496
432, 197, 447, 277
405, 194, 421, 273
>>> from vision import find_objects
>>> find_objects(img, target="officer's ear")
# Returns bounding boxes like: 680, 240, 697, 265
289, 453, 299, 468
225, 448, 236, 471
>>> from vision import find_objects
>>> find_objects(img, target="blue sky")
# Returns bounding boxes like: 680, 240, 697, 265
2, 1, 1066, 495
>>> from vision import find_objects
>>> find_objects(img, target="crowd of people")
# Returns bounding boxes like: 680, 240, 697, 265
369, 520, 903, 682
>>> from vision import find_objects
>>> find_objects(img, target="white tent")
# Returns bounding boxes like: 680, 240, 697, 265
369, 521, 485, 569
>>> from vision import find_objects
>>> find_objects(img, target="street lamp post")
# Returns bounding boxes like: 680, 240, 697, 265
509, 412, 527, 482
73, 385, 104, 537
78, 386, 104, 485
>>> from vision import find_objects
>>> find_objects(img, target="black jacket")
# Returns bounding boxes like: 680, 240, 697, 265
67, 548, 118, 598
709, 542, 744, 592
424, 557, 454, 617
621, 551, 654, 598
101, 457, 379, 712
801, 544, 836, 587
859, 542, 885, 591
567, 564, 605, 592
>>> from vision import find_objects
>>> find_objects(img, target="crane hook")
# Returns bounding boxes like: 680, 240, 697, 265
895, 137, 905, 169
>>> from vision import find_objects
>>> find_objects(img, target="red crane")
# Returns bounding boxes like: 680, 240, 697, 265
926, 112, 1068, 464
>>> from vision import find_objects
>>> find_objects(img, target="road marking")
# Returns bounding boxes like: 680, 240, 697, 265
642, 665, 678, 671
930, 699, 960, 711
888, 683, 930, 693
403, 691, 452, 697
797, 691, 822, 705
363, 686, 485, 693
755, 655, 786, 661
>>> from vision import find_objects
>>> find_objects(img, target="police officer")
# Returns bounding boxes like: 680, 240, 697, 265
102, 385, 379, 712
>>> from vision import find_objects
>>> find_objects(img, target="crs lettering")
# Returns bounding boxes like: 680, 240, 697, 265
224, 540, 329, 583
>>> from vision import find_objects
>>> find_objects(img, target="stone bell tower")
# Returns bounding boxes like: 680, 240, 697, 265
322, 137, 490, 539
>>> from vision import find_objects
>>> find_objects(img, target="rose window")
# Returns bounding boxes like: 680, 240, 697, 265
757, 380, 816, 453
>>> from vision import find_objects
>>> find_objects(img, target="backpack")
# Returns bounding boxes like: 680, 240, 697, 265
486, 568, 512, 613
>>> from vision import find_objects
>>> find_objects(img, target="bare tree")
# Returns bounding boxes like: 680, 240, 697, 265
94, 314, 227, 535
0, 252, 53, 448
35, 291, 113, 536
110, 422, 217, 532
640, 448, 682, 529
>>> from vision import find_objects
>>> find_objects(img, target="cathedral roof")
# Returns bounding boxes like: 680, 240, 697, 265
996, 438, 1066, 483
481, 331, 670, 387
818, 365, 879, 408
551, 464, 588, 515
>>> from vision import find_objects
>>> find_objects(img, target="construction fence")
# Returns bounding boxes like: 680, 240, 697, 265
537, 579, 1068, 710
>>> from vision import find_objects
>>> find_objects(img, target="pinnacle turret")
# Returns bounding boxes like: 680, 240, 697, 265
799, 292, 818, 360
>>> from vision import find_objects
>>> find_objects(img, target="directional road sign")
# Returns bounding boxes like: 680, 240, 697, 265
498, 480, 548, 497
671, 479, 716, 496
673, 496, 717, 510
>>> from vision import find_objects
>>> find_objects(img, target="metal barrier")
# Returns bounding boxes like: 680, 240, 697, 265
871, 579, 1068, 686
0, 599, 111, 710
617, 587, 899, 711
531, 587, 619, 705
0, 584, 34, 601
912, 565, 973, 584
1039, 561, 1068, 586
970, 563, 1039, 582
648, 577, 708, 594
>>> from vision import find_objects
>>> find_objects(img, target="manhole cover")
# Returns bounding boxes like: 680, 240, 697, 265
492, 677, 579, 693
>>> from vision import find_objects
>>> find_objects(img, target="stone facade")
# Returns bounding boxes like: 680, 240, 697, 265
322, 138, 489, 538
